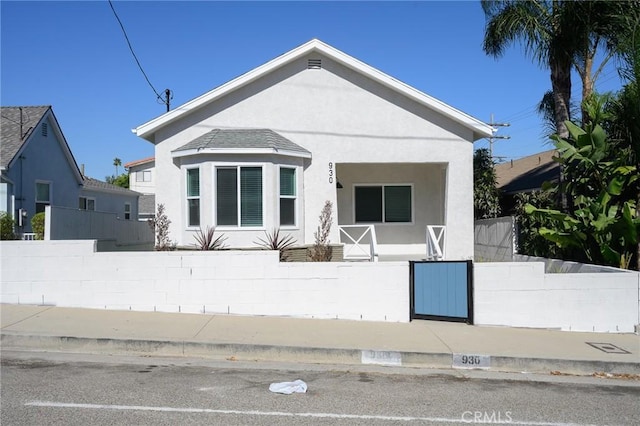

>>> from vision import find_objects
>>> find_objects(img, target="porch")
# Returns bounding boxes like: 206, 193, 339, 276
334, 162, 449, 262
338, 224, 446, 262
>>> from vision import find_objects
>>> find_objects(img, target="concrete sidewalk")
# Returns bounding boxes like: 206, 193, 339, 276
1, 304, 639, 376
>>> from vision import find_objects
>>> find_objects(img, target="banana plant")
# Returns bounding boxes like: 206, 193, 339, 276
525, 121, 639, 269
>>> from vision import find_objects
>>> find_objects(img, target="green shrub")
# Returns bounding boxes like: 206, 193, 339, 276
31, 212, 45, 240
0, 212, 16, 240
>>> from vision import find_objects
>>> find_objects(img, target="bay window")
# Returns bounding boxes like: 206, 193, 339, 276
279, 167, 296, 226
216, 166, 263, 227
186, 168, 200, 227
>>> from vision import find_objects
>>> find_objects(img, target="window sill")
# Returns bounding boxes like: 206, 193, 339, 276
353, 222, 415, 226
215, 226, 267, 231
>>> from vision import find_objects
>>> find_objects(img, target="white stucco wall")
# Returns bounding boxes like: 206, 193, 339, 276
2, 241, 637, 331
474, 262, 640, 333
0, 240, 409, 322
128, 161, 156, 195
150, 53, 475, 259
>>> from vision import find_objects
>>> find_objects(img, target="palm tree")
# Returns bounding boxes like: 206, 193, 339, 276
113, 157, 122, 176
482, 0, 573, 138
482, 1, 629, 135
569, 1, 640, 125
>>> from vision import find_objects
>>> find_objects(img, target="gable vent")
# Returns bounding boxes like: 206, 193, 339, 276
41, 123, 48, 137
307, 58, 322, 70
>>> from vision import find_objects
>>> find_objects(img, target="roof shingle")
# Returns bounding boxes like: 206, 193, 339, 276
1, 106, 50, 168
173, 128, 311, 155
83, 176, 140, 195
495, 149, 560, 194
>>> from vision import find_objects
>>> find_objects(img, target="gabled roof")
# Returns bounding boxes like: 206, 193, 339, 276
1, 106, 51, 168
82, 176, 141, 196
1, 106, 83, 183
124, 156, 155, 169
133, 39, 495, 142
495, 149, 560, 194
172, 128, 311, 159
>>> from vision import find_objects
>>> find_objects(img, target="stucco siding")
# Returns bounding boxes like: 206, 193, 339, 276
153, 53, 475, 258
128, 161, 156, 195
336, 163, 445, 244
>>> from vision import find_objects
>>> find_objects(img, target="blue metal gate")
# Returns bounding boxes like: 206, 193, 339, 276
410, 260, 473, 323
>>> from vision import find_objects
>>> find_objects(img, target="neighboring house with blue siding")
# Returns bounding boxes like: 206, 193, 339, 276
1, 105, 140, 236
80, 177, 140, 221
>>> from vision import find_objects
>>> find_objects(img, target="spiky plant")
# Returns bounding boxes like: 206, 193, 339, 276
255, 228, 296, 261
193, 226, 227, 250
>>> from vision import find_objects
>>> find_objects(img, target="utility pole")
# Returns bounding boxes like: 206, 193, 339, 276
158, 89, 173, 112
487, 113, 510, 159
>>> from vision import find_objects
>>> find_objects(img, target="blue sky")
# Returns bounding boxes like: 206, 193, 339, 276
1, 1, 624, 181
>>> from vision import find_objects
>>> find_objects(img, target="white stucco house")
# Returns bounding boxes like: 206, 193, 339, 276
132, 39, 494, 259
125, 156, 156, 221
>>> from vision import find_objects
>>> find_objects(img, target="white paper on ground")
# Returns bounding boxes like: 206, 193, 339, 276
268, 379, 308, 394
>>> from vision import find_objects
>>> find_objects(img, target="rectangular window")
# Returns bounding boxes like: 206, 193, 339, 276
35, 181, 51, 214
216, 166, 263, 227
124, 203, 131, 220
279, 167, 296, 226
354, 185, 412, 223
136, 170, 152, 182
79, 197, 96, 211
384, 186, 412, 222
186, 168, 200, 227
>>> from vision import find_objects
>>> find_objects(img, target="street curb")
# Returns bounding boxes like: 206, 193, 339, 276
2, 333, 639, 376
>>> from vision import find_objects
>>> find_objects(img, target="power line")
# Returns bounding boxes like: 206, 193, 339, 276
487, 113, 510, 159
108, 0, 172, 111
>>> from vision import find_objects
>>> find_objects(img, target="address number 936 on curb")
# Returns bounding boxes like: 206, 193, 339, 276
453, 354, 491, 369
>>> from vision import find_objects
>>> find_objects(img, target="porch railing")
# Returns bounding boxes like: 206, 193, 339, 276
338, 225, 378, 262
19, 233, 37, 241
426, 225, 446, 261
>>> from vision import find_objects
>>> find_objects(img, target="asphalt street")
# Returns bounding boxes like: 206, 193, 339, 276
1, 351, 639, 425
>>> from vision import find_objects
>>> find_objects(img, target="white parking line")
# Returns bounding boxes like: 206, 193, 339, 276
25, 401, 599, 426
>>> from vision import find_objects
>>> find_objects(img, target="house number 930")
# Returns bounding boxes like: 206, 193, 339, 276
461, 355, 481, 365
452, 353, 490, 369
328, 162, 334, 184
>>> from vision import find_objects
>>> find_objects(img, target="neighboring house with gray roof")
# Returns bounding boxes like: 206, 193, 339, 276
133, 39, 494, 259
494, 149, 561, 213
1, 106, 140, 236
80, 177, 141, 221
